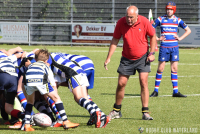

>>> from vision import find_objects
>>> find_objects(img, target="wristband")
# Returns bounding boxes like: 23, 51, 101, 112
148, 52, 155, 56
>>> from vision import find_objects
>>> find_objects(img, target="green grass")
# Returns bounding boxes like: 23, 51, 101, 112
0, 45, 200, 134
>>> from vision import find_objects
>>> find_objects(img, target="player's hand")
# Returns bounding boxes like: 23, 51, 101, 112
21, 51, 27, 58
174, 34, 180, 41
159, 36, 166, 41
104, 59, 110, 70
25, 59, 31, 67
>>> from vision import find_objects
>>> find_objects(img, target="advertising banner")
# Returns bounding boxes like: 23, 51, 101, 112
0, 23, 28, 42
72, 24, 114, 44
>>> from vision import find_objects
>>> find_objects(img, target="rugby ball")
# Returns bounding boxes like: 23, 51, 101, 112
33, 113, 52, 127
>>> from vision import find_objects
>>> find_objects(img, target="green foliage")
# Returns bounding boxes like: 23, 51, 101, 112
0, 45, 200, 133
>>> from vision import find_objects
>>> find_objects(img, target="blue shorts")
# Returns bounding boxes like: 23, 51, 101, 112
0, 73, 18, 93
159, 46, 179, 62
48, 83, 54, 93
68, 73, 89, 92
85, 69, 94, 89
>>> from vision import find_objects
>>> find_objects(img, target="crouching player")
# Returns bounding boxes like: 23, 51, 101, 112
21, 49, 79, 131
0, 49, 25, 124
49, 52, 110, 128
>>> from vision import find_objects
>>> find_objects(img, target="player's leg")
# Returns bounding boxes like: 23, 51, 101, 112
150, 61, 165, 97
150, 47, 169, 97
70, 75, 110, 128
171, 61, 187, 97
46, 87, 79, 129
21, 91, 35, 131
85, 69, 95, 101
46, 96, 63, 127
17, 75, 27, 111
2, 74, 25, 120
34, 91, 55, 122
170, 47, 186, 97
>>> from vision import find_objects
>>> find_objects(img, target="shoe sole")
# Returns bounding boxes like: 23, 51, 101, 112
9, 125, 22, 129
63, 125, 79, 130
53, 123, 63, 127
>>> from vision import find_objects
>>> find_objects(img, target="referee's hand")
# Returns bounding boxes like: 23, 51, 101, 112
104, 59, 110, 70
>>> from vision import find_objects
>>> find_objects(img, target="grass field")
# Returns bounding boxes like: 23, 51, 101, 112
0, 45, 200, 134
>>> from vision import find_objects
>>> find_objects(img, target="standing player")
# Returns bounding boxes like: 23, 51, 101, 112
150, 1, 191, 97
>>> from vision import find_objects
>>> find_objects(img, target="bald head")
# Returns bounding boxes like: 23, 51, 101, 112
125, 6, 139, 26
126, 6, 139, 14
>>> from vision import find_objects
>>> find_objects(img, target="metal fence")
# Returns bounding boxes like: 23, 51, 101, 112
0, 0, 199, 46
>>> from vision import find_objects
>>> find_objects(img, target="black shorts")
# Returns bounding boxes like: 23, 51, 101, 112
117, 53, 151, 75
0, 73, 18, 93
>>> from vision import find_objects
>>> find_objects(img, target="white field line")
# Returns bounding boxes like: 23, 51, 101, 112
124, 94, 200, 98
22, 49, 200, 54
95, 75, 200, 79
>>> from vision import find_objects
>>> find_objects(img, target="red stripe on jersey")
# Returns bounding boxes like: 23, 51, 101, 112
161, 23, 178, 26
165, 39, 177, 41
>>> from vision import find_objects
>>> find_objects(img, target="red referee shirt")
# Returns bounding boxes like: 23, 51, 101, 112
113, 15, 155, 60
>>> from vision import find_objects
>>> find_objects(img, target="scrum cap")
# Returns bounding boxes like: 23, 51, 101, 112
166, 1, 176, 14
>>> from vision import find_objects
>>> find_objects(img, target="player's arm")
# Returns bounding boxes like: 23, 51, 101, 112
7, 46, 23, 56
174, 26, 191, 41
152, 17, 165, 41
104, 37, 119, 70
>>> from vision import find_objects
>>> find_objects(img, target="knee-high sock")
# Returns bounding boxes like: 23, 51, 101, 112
90, 100, 105, 119
47, 97, 62, 121
17, 91, 27, 110
34, 100, 48, 114
17, 91, 34, 115
154, 71, 163, 92
24, 104, 33, 124
55, 101, 68, 121
79, 98, 105, 119
171, 71, 178, 94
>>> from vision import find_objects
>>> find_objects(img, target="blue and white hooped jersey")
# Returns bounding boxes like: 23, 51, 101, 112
64, 54, 94, 71
152, 15, 188, 47
25, 61, 50, 86
49, 53, 85, 79
0, 51, 18, 77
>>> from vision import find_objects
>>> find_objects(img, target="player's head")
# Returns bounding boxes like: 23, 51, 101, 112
35, 49, 49, 62
166, 1, 176, 15
125, 5, 139, 26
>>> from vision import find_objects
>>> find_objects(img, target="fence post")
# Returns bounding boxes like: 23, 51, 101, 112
29, 20, 31, 46
199, 0, 200, 24
30, 0, 33, 20
71, 0, 73, 23
155, 0, 157, 19
112, 0, 115, 23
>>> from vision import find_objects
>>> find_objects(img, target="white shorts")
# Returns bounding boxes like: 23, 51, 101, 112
68, 73, 89, 92
54, 74, 66, 84
24, 84, 49, 95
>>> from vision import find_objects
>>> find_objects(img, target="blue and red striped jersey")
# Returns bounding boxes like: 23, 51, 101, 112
153, 15, 187, 47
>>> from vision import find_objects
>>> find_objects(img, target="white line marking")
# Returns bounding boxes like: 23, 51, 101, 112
95, 75, 200, 79
124, 94, 200, 98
